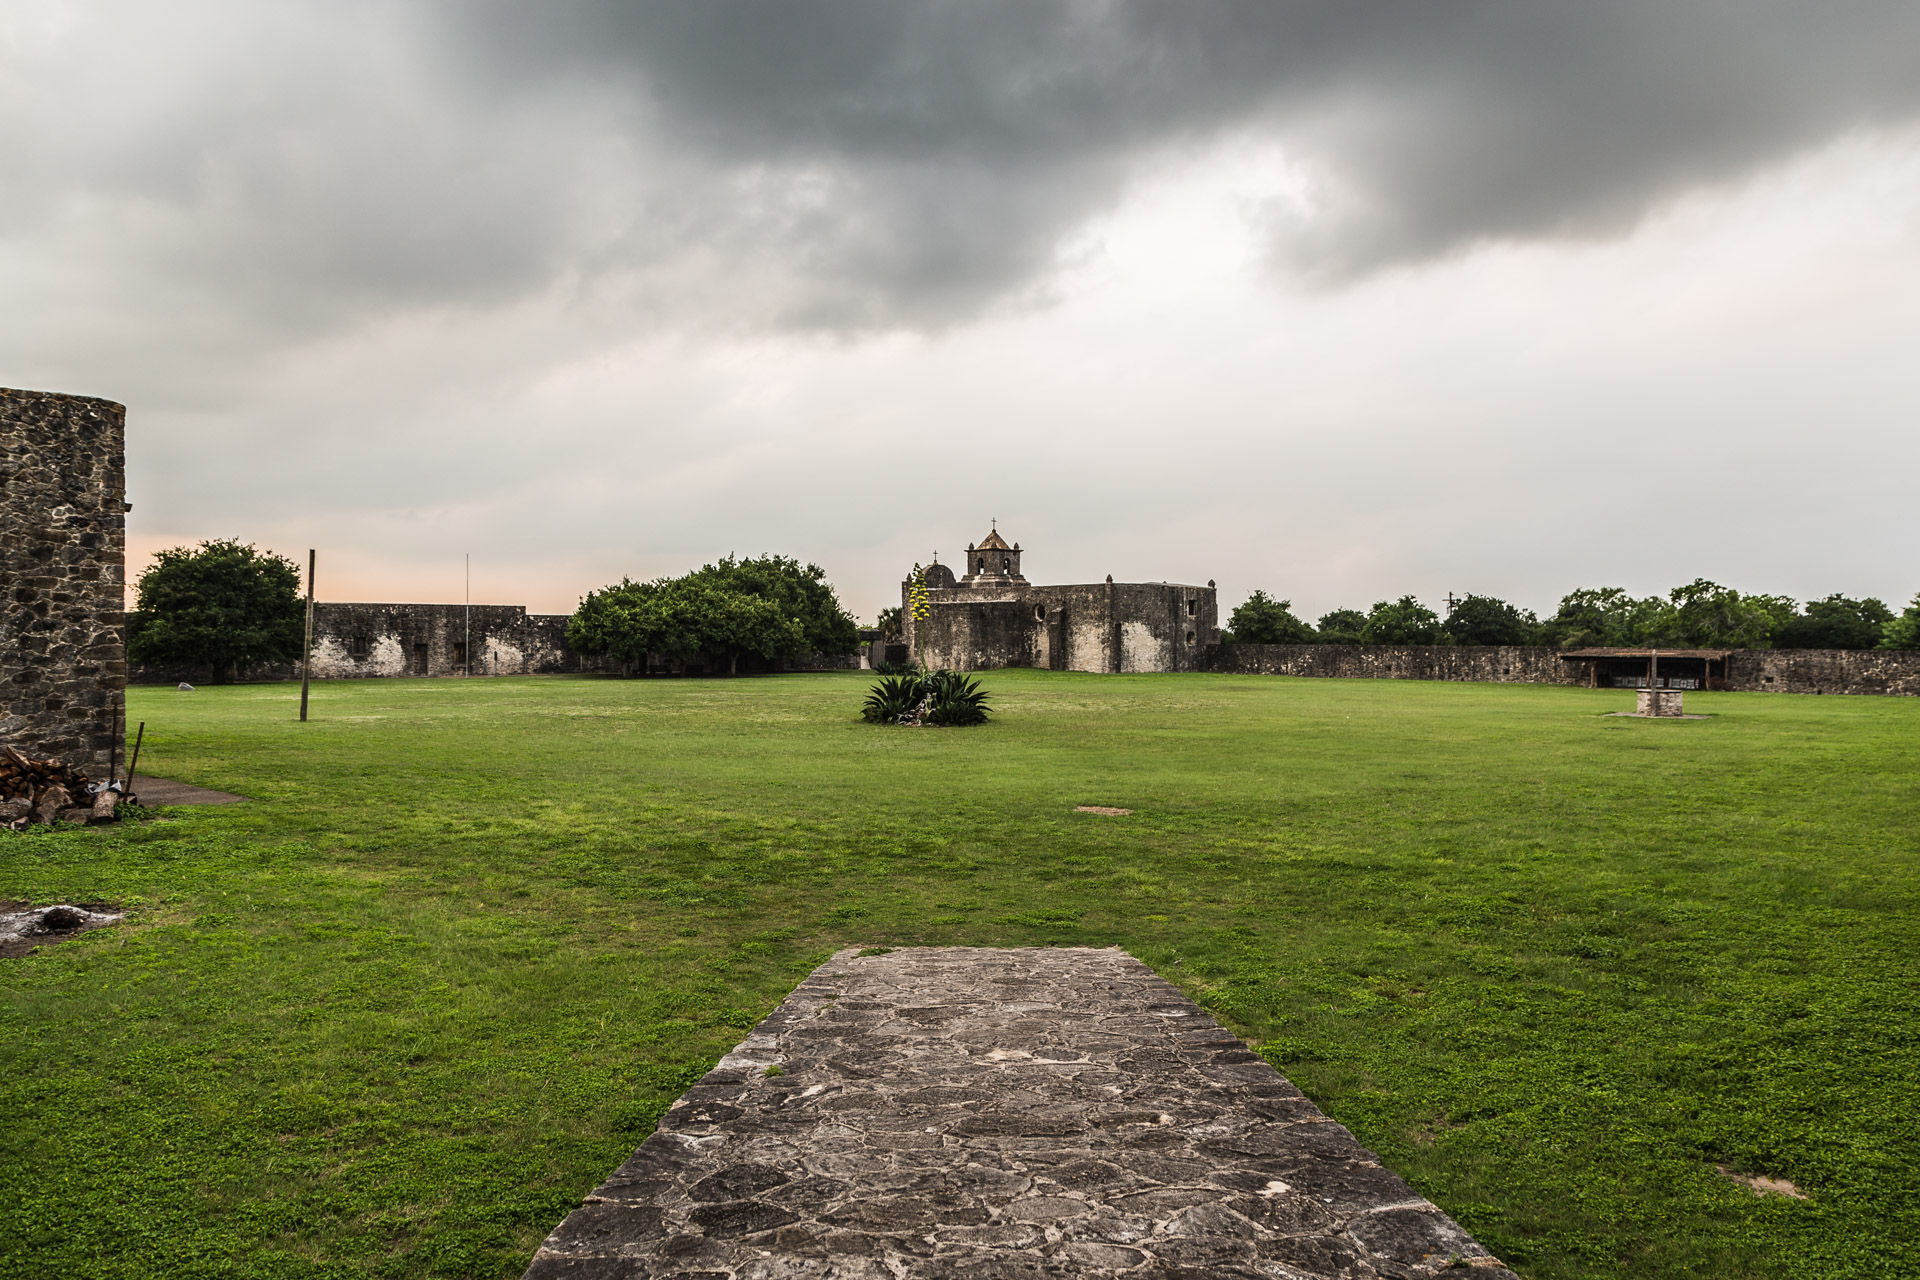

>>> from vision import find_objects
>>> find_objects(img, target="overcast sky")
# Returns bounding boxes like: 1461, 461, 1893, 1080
6, 1, 1919, 624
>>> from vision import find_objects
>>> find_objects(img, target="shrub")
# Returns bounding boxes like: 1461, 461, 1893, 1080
924, 671, 991, 726
861, 673, 925, 724
860, 670, 991, 726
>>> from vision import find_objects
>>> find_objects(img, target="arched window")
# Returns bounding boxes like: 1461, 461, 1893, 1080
977, 558, 985, 571
1002, 558, 1010, 571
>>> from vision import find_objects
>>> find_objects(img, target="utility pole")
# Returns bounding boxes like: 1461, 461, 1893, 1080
465, 553, 471, 677
299, 548, 316, 721
1445, 591, 1460, 614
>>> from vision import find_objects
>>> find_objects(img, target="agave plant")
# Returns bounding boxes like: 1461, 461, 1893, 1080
860, 673, 926, 724
861, 669, 991, 726
923, 670, 991, 726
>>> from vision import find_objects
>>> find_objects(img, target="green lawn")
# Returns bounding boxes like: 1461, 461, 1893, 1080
3, 672, 1917, 1279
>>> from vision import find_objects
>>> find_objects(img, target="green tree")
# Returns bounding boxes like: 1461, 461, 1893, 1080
875, 606, 903, 639
1643, 579, 1782, 649
1228, 591, 1315, 644
568, 554, 855, 676
1361, 596, 1443, 645
1440, 594, 1537, 646
127, 539, 304, 682
1774, 594, 1894, 650
1539, 587, 1663, 648
1878, 593, 1920, 650
1315, 609, 1368, 645
687, 555, 858, 657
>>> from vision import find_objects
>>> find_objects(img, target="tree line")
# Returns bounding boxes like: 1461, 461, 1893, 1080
1228, 581, 1920, 651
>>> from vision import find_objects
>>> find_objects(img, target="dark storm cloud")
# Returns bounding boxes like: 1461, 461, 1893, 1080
435, 0, 1920, 311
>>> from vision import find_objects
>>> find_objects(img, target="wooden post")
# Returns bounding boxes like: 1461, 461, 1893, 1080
126, 721, 145, 790
298, 548, 315, 721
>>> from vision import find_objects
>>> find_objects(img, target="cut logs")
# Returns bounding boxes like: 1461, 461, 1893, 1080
0, 747, 133, 830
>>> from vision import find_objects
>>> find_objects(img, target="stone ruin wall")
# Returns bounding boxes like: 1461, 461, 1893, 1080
1203, 643, 1920, 696
130, 602, 859, 683
910, 581, 1219, 674
0, 388, 127, 769
130, 602, 617, 683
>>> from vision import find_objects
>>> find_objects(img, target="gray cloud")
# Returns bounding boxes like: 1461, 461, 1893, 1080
6, 1, 1919, 623
437, 0, 1920, 305
8, 0, 1919, 365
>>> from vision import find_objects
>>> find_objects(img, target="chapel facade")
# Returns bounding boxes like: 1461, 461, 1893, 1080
903, 527, 1218, 673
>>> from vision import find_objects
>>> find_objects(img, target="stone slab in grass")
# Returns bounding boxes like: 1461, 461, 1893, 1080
525, 946, 1514, 1279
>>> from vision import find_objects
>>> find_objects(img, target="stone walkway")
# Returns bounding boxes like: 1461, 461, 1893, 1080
524, 947, 1514, 1279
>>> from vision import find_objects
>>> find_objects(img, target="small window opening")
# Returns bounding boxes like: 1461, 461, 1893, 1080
1033, 605, 1046, 621
977, 558, 985, 571
1002, 557, 1010, 571
1185, 630, 1196, 644
1186, 600, 1198, 617
349, 635, 371, 658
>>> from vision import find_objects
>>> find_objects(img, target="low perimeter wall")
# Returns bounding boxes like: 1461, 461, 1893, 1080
131, 601, 862, 683
1201, 644, 1920, 696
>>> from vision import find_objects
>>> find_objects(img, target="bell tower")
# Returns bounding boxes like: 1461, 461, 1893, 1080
960, 521, 1026, 587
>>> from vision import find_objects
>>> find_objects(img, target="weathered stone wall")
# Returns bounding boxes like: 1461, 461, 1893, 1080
1203, 643, 1920, 696
131, 603, 617, 683
909, 580, 1218, 673
1721, 648, 1920, 696
1, 388, 127, 768
1205, 644, 1578, 684
130, 602, 864, 683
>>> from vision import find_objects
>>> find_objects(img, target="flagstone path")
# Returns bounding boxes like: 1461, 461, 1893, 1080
524, 946, 1514, 1279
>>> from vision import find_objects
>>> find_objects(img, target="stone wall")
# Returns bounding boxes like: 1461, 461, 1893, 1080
1202, 643, 1920, 696
131, 602, 613, 683
1722, 648, 1920, 696
910, 580, 1218, 673
1, 388, 127, 769
130, 601, 863, 683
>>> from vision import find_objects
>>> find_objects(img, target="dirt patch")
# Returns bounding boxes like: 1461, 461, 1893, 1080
1074, 806, 1133, 816
1717, 1165, 1808, 1199
0, 901, 124, 958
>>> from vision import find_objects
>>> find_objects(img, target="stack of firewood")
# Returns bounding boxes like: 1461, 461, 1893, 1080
0, 747, 129, 830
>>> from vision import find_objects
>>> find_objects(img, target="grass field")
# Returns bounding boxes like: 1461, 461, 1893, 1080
3, 671, 1917, 1279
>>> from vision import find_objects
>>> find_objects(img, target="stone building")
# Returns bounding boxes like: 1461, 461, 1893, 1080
1, 388, 128, 769
904, 527, 1218, 672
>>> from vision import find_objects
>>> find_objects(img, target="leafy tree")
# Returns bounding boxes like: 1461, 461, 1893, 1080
1774, 595, 1894, 650
1879, 594, 1920, 650
1538, 587, 1663, 648
127, 539, 304, 682
687, 555, 858, 657
568, 554, 855, 675
1440, 594, 1537, 646
1360, 596, 1443, 645
875, 606, 903, 639
1227, 591, 1314, 644
1315, 609, 1368, 645
1643, 579, 1782, 649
